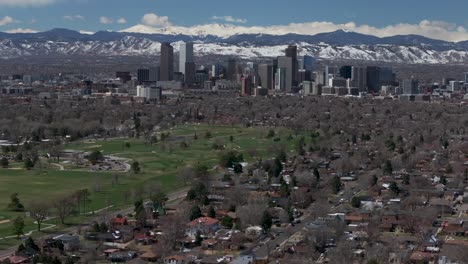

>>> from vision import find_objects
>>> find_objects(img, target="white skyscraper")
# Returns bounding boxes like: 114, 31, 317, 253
179, 42, 194, 75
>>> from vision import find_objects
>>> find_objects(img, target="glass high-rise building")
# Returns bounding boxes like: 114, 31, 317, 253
179, 42, 194, 77
160, 42, 174, 81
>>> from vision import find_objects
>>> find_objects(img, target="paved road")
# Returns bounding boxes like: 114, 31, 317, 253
0, 188, 188, 259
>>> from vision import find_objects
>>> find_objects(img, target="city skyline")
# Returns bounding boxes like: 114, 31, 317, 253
0, 0, 468, 41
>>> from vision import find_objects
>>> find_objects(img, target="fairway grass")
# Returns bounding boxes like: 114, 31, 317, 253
0, 124, 309, 245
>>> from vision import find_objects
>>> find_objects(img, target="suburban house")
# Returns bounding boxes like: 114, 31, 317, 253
186, 217, 220, 238
0, 256, 29, 264
163, 255, 186, 264
53, 234, 80, 251
110, 216, 128, 228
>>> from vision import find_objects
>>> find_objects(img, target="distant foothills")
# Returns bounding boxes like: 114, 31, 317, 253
1, 28, 468, 63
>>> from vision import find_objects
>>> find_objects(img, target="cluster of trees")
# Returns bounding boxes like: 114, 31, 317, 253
7, 190, 92, 237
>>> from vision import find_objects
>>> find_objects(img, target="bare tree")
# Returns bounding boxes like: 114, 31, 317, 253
53, 194, 77, 225
237, 196, 268, 229
29, 202, 50, 231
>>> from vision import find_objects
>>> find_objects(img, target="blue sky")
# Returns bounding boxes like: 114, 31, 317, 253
1, 0, 468, 41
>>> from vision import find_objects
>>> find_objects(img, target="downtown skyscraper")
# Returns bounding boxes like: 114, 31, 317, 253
160, 42, 174, 81
179, 42, 194, 74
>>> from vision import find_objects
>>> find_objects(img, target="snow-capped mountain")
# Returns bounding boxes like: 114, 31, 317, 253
1, 28, 468, 64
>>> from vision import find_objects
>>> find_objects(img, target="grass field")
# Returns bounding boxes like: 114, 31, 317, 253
0, 124, 309, 248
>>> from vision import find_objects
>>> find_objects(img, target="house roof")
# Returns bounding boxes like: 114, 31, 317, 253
187, 217, 219, 227
111, 217, 127, 225
2, 256, 28, 264
409, 251, 435, 261
104, 249, 120, 254
140, 250, 159, 259
345, 215, 364, 222
164, 255, 185, 261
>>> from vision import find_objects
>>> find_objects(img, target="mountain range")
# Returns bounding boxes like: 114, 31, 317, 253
1, 28, 468, 64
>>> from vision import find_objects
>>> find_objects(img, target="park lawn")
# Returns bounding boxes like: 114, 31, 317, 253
0, 124, 312, 245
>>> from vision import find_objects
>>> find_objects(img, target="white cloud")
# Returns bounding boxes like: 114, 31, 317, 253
117, 18, 127, 24
63, 15, 85, 21
0, 16, 15, 26
122, 19, 468, 42
79, 30, 94, 35
5, 28, 38, 33
0, 0, 55, 6
99, 16, 113, 24
140, 13, 171, 28
212, 16, 247, 24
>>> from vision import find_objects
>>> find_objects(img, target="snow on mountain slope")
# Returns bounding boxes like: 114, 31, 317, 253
1, 36, 468, 64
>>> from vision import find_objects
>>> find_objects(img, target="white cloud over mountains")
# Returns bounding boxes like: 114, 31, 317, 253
140, 13, 171, 27
5, 28, 37, 33
212, 16, 247, 24
63, 15, 85, 21
99, 16, 113, 25
122, 13, 468, 42
0, 0, 55, 6
0, 16, 15, 26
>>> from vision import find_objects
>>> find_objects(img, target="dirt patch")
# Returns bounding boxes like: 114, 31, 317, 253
0, 220, 11, 225
84, 145, 102, 149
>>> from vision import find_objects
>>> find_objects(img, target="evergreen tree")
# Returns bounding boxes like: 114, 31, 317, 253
208, 206, 216, 218
1, 157, 9, 168
12, 216, 25, 238
261, 211, 273, 232
331, 176, 342, 194
190, 205, 202, 221
383, 160, 393, 175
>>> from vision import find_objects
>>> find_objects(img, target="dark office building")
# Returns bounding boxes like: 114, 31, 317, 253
195, 69, 209, 88
241, 76, 253, 96
258, 64, 273, 90
380, 67, 396, 86
298, 69, 312, 84
285, 45, 298, 86
225, 58, 237, 82
160, 43, 174, 81
137, 69, 150, 83
116, 72, 131, 83
184, 62, 196, 84
366, 66, 381, 93
149, 66, 160, 82
340, 66, 352, 79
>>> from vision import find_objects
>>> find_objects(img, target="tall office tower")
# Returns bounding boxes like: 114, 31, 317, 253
449, 80, 460, 91
137, 68, 150, 83
241, 76, 253, 96
225, 58, 237, 81
402, 79, 419, 95
285, 45, 298, 86
160, 42, 174, 81
211, 64, 223, 78
275, 68, 287, 91
184, 62, 196, 84
277, 56, 294, 92
302, 55, 315, 71
340, 66, 352, 79
195, 69, 209, 88
351, 67, 367, 92
324, 66, 339, 86
149, 66, 160, 82
258, 64, 273, 90
366, 66, 381, 93
464, 72, 468, 83
380, 67, 395, 86
179, 42, 194, 78
314, 71, 325, 85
